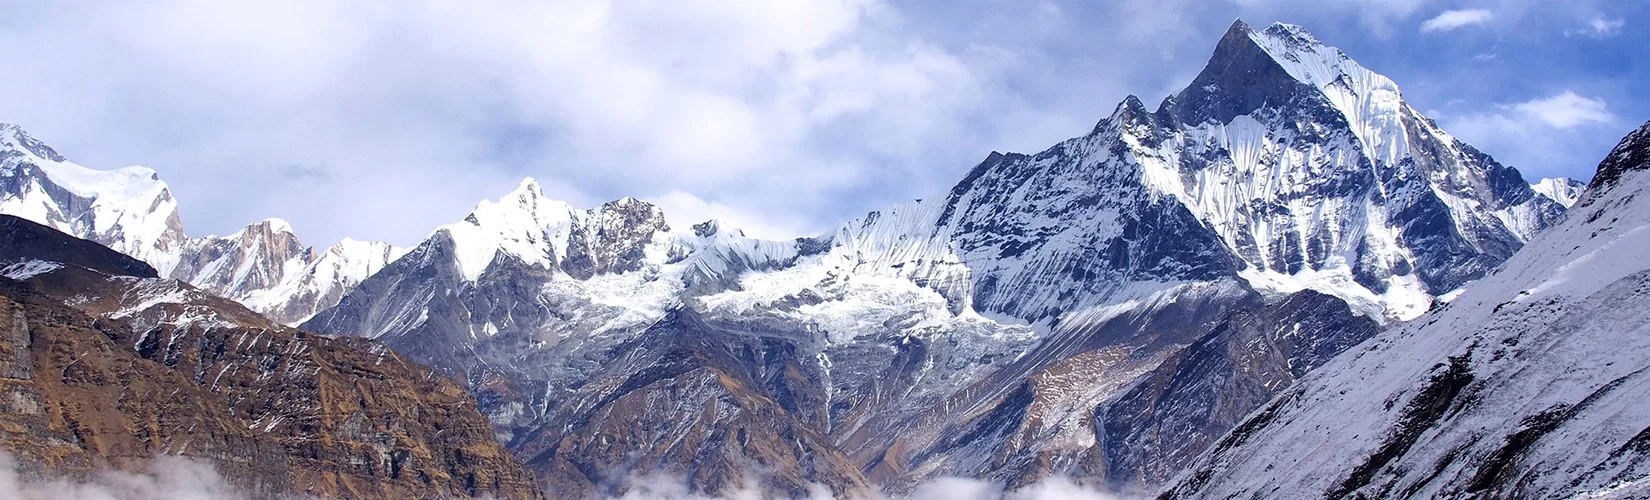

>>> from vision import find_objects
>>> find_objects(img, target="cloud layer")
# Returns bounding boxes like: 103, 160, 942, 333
0, 453, 253, 500
0, 0, 1642, 245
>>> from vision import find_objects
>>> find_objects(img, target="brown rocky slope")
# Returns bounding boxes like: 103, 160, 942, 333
0, 214, 542, 499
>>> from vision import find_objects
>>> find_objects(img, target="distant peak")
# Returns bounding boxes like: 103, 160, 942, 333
599, 196, 665, 221
0, 122, 66, 162
256, 217, 295, 234
510, 177, 545, 198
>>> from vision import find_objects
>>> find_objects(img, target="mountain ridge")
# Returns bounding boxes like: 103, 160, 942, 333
0, 19, 1613, 499
297, 19, 1585, 497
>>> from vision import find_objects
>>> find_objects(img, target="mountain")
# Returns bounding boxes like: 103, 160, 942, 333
1164, 120, 1650, 499
0, 125, 402, 325
298, 20, 1571, 497
0, 214, 543, 499
1532, 177, 1587, 208
0, 124, 187, 273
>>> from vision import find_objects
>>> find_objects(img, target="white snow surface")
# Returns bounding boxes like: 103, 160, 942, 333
1169, 167, 1650, 498
0, 259, 64, 280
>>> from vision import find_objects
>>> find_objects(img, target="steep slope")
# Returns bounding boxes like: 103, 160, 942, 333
303, 20, 1567, 497
1165, 120, 1650, 499
0, 125, 402, 325
0, 214, 542, 499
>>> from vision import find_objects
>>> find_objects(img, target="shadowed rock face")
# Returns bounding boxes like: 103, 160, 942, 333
0, 216, 542, 499
0, 215, 158, 278
515, 310, 872, 500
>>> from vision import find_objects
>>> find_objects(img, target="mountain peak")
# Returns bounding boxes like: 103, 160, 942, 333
507, 177, 545, 200
250, 217, 297, 235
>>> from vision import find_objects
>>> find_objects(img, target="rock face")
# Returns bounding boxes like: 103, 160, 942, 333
298, 20, 1572, 498
0, 127, 402, 325
0, 215, 542, 499
1164, 120, 1650, 499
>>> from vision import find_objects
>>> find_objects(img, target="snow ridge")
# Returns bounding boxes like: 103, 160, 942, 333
0, 123, 402, 324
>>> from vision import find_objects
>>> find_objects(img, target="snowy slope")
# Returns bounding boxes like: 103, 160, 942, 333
1166, 120, 1650, 499
0, 123, 401, 324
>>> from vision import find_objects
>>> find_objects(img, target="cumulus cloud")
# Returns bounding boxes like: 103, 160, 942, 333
1420, 9, 1494, 33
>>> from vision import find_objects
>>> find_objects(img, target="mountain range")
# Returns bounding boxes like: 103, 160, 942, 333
0, 18, 1639, 500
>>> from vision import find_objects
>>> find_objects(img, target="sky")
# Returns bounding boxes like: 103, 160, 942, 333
0, 0, 1644, 246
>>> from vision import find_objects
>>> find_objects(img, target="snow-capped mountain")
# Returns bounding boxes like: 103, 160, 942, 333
1533, 176, 1588, 208
0, 123, 188, 273
300, 20, 1577, 497
1165, 120, 1650, 499
174, 218, 404, 324
0, 123, 402, 324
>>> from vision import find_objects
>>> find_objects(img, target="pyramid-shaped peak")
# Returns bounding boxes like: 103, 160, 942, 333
1167, 20, 1398, 126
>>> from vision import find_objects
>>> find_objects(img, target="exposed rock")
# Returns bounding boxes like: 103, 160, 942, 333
0, 215, 542, 499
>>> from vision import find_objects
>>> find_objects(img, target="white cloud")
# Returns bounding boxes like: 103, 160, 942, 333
0, 453, 251, 500
1420, 9, 1494, 33
0, 0, 992, 245
647, 190, 812, 240
1513, 91, 1615, 129
1585, 17, 1625, 37
1438, 90, 1617, 178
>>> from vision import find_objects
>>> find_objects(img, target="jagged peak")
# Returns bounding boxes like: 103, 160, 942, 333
602, 196, 655, 211
255, 217, 295, 234
506, 176, 545, 200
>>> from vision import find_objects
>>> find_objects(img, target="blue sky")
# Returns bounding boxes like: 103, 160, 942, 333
0, 0, 1643, 246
